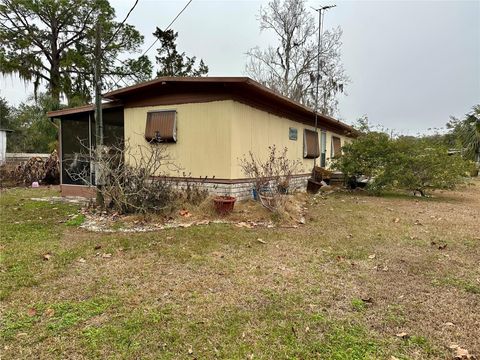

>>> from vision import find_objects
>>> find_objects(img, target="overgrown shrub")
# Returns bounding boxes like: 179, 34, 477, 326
333, 133, 469, 196
390, 138, 469, 196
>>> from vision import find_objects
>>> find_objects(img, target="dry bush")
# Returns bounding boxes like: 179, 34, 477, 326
67, 140, 181, 214
174, 173, 211, 206
239, 145, 303, 211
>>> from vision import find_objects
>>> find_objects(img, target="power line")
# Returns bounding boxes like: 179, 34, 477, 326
109, 0, 194, 91
103, 0, 140, 51
140, 0, 193, 57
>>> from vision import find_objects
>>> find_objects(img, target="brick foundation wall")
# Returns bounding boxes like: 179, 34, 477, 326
60, 175, 310, 201
171, 175, 310, 201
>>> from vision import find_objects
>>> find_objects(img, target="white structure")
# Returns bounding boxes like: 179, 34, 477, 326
0, 129, 12, 165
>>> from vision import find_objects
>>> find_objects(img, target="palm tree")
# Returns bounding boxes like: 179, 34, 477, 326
463, 105, 480, 164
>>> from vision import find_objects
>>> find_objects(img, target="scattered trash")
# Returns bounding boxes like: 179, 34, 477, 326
256, 238, 267, 244
42, 253, 51, 261
395, 332, 409, 339
368, 254, 376, 259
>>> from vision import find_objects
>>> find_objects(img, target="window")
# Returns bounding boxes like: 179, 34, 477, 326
320, 131, 327, 167
331, 136, 342, 158
303, 129, 320, 159
145, 110, 176, 143
289, 127, 298, 140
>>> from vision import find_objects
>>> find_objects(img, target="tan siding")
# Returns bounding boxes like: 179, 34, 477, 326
124, 100, 352, 180
230, 101, 351, 178
124, 101, 233, 178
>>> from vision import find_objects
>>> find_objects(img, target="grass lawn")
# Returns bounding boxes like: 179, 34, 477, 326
1, 183, 479, 359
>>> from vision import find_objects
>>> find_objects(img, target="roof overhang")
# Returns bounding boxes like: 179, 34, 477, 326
47, 101, 123, 118
46, 77, 357, 137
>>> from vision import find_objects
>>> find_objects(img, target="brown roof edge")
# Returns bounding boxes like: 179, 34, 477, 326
242, 78, 357, 135
46, 101, 123, 118
103, 76, 356, 135
102, 76, 251, 98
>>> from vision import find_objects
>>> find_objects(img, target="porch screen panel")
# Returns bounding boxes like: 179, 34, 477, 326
332, 136, 342, 158
145, 111, 176, 143
61, 119, 91, 185
303, 129, 320, 159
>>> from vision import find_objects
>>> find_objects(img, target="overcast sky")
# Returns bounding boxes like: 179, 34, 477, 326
1, 0, 478, 134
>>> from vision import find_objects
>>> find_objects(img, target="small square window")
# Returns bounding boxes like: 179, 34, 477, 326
145, 110, 176, 143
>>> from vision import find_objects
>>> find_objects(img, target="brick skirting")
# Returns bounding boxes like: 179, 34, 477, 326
60, 175, 310, 201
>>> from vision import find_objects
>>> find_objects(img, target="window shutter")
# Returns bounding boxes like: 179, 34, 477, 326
303, 129, 320, 159
332, 136, 342, 157
145, 110, 176, 143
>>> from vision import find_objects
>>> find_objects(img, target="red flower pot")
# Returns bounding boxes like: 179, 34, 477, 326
213, 196, 236, 215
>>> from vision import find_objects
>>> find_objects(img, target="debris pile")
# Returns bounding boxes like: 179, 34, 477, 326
3, 150, 60, 186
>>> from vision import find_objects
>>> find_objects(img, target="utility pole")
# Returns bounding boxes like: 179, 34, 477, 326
313, 4, 336, 168
94, 20, 104, 207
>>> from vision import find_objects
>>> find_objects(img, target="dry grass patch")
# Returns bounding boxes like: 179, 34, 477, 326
1, 181, 479, 359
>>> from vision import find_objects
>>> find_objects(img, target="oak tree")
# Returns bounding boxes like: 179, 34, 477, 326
0, 0, 152, 106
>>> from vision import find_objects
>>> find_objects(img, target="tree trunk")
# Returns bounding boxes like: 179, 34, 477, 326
49, 19, 61, 107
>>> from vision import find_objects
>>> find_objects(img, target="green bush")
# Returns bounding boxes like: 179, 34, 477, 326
333, 133, 468, 196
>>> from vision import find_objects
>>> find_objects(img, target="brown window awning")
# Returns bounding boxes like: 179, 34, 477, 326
304, 129, 320, 159
332, 136, 342, 158
145, 110, 177, 143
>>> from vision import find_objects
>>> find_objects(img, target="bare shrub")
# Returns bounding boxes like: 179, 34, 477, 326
175, 173, 212, 206
67, 139, 180, 214
239, 145, 303, 211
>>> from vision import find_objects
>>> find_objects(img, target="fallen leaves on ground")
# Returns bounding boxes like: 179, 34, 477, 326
450, 344, 476, 359
235, 222, 253, 229
179, 209, 192, 218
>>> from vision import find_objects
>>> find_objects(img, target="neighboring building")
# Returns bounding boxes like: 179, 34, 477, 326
0, 128, 13, 165
47, 77, 356, 198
